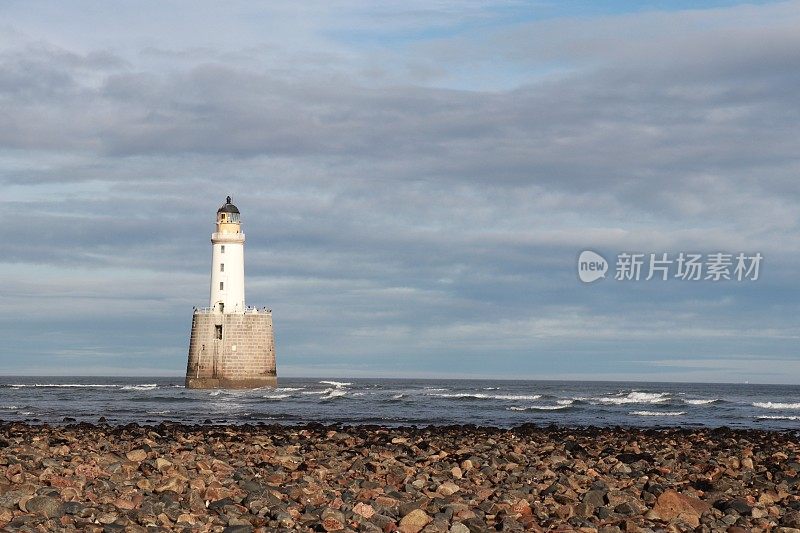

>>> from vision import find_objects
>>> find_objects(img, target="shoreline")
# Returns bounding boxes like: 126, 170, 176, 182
1, 422, 799, 531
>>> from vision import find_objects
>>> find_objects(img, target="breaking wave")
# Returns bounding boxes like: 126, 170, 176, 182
319, 381, 351, 388
321, 389, 347, 400
683, 398, 720, 405
594, 392, 670, 405
122, 384, 158, 391
753, 402, 800, 410
508, 404, 572, 411
11, 384, 118, 388
630, 410, 685, 416
263, 394, 291, 400
431, 393, 542, 401
756, 415, 800, 420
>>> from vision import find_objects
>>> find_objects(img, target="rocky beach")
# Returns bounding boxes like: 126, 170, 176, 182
0, 422, 799, 532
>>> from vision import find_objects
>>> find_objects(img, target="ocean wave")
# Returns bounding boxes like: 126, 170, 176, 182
1, 405, 18, 410
557, 399, 575, 406
756, 415, 800, 421
319, 380, 351, 388
12, 384, 118, 388
391, 394, 404, 400
302, 389, 332, 395
683, 399, 720, 405
630, 410, 685, 416
594, 392, 670, 405
263, 394, 291, 400
121, 384, 158, 391
508, 404, 571, 411
753, 402, 800, 410
146, 410, 171, 415
431, 393, 542, 401
277, 387, 304, 392
321, 390, 347, 400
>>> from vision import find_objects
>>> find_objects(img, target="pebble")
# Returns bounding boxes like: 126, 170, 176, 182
126, 449, 147, 462
400, 508, 432, 533
0, 422, 796, 531
23, 495, 63, 518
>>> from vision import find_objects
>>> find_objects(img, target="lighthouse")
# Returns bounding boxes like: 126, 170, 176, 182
185, 197, 277, 389
210, 196, 245, 313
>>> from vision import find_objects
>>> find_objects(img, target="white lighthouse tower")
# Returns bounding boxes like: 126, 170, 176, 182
210, 196, 245, 313
185, 196, 277, 389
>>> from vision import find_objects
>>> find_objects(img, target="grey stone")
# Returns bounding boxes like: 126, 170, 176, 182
450, 522, 470, 533
25, 495, 64, 518
583, 489, 607, 508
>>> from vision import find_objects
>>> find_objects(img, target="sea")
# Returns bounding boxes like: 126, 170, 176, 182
1, 377, 798, 430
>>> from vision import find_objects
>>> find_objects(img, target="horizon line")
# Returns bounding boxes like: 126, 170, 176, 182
0, 374, 777, 386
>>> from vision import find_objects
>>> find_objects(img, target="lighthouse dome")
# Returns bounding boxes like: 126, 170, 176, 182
217, 196, 240, 214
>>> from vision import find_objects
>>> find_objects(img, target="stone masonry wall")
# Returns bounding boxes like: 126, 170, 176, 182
185, 311, 276, 389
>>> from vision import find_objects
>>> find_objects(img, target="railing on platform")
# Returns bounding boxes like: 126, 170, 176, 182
193, 306, 271, 314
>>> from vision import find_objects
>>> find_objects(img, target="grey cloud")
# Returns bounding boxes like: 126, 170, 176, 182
1, 3, 798, 378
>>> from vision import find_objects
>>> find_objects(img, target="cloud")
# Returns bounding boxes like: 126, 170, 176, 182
0, 2, 798, 379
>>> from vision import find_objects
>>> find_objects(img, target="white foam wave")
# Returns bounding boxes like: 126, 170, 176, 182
508, 404, 571, 411
322, 389, 347, 400
1, 405, 18, 410
146, 410, 171, 415
684, 399, 719, 405
263, 394, 291, 400
595, 392, 670, 405
423, 388, 447, 391
121, 384, 158, 391
302, 389, 331, 395
319, 380, 351, 387
756, 415, 800, 420
12, 384, 118, 388
753, 402, 800, 410
277, 387, 304, 392
630, 410, 685, 416
391, 394, 404, 400
557, 399, 575, 406
431, 393, 541, 401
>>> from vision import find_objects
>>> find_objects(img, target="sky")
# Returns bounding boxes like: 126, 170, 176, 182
0, 1, 798, 382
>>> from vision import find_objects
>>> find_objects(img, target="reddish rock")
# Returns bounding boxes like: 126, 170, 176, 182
399, 509, 431, 533
126, 449, 147, 462
652, 490, 711, 528
353, 502, 375, 519
321, 508, 346, 531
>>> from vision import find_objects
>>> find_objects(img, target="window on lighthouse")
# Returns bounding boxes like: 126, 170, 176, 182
220, 263, 224, 272
220, 282, 224, 290
220, 245, 225, 253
